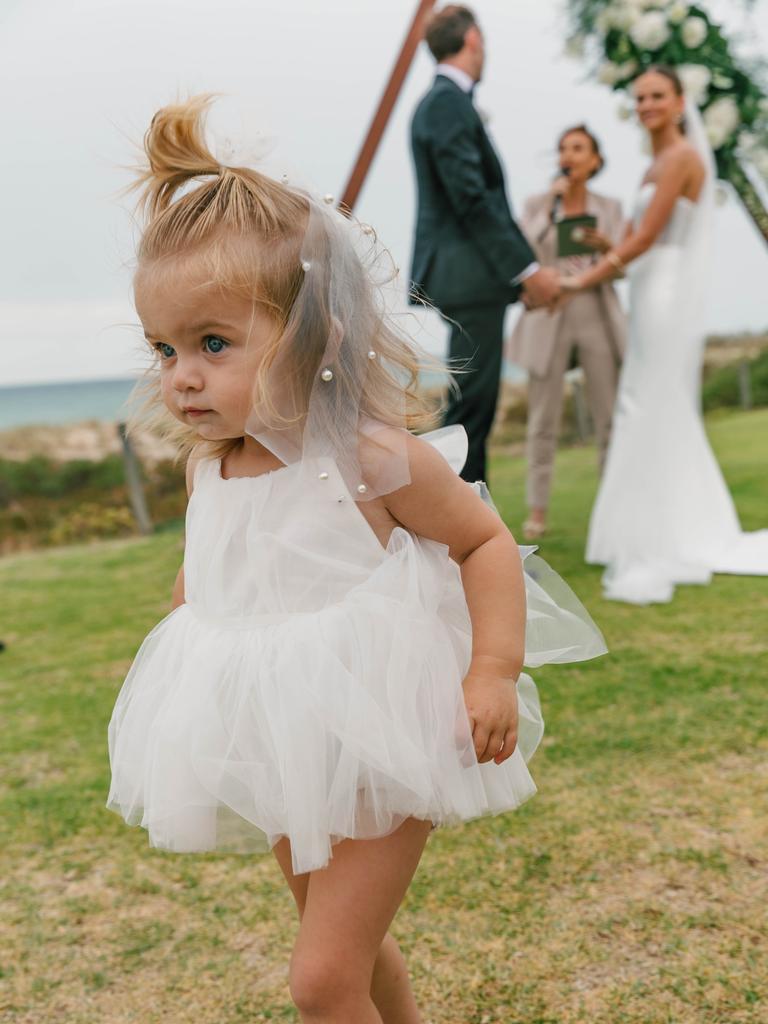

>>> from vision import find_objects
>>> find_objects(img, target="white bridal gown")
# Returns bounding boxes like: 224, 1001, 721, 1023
586, 105, 768, 604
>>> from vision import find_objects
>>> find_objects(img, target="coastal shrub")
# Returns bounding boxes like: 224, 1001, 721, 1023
47, 503, 136, 546
702, 350, 768, 411
0, 454, 127, 504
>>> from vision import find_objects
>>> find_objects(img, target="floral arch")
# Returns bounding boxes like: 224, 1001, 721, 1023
565, 0, 768, 242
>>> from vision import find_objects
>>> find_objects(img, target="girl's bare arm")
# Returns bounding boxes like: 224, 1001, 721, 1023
384, 435, 525, 766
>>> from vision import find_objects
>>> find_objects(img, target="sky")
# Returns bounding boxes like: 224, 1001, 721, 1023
2, 0, 767, 387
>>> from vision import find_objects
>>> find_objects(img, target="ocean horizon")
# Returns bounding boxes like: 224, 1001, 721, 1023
0, 364, 526, 432
0, 377, 140, 432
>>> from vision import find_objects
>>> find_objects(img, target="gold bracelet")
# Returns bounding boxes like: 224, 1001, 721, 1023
605, 251, 626, 278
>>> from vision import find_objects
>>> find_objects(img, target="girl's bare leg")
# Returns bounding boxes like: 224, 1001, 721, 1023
272, 819, 430, 1023
369, 932, 422, 1023
273, 841, 422, 1022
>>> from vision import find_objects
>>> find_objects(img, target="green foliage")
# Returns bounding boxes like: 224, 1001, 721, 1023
47, 503, 138, 547
702, 349, 768, 410
0, 454, 126, 506
0, 455, 186, 553
566, 1, 768, 181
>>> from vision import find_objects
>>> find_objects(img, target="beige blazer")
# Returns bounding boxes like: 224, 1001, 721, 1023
507, 190, 627, 378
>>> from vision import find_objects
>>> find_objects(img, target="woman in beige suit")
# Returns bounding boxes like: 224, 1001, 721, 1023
508, 125, 626, 541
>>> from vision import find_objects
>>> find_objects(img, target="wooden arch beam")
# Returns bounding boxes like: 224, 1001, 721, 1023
338, 0, 438, 214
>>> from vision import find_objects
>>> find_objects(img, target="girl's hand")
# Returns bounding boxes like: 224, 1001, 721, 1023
579, 227, 613, 253
462, 666, 519, 766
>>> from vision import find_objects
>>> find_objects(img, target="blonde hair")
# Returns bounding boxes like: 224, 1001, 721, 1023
128, 95, 436, 460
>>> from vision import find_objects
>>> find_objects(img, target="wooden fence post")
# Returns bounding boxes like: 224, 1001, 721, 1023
737, 359, 753, 411
117, 422, 153, 536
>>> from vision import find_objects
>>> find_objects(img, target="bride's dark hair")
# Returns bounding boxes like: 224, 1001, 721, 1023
635, 64, 687, 134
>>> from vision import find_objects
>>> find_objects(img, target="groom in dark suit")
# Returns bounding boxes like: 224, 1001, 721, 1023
410, 5, 560, 482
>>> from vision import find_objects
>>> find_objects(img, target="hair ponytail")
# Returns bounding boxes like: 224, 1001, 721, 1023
131, 95, 309, 261
133, 95, 221, 220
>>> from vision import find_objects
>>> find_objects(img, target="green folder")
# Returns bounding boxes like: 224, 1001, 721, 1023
557, 214, 598, 257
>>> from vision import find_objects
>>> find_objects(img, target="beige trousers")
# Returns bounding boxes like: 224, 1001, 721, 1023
526, 291, 620, 510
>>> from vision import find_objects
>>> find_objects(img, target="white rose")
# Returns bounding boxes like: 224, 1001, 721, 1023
595, 9, 612, 34
629, 11, 671, 50
737, 131, 757, 154
703, 96, 741, 149
677, 64, 711, 106
601, 1, 642, 32
681, 16, 708, 49
667, 2, 689, 25
598, 60, 623, 86
706, 124, 728, 149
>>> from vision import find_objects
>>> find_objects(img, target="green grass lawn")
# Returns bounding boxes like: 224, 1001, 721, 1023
1, 409, 767, 1024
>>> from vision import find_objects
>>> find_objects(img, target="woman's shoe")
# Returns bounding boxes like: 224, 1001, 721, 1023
522, 519, 547, 542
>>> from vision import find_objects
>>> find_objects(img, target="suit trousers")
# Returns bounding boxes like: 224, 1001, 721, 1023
526, 291, 619, 509
442, 304, 508, 483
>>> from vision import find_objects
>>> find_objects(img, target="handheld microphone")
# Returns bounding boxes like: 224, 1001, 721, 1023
551, 166, 571, 221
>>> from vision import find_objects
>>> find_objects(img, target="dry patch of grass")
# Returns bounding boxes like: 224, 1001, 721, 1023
4, 752, 765, 1023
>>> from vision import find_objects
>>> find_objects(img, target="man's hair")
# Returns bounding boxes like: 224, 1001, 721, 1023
424, 5, 477, 62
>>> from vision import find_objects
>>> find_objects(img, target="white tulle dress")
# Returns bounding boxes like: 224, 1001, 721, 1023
107, 426, 606, 873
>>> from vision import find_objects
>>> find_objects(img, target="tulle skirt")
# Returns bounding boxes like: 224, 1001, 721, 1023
106, 538, 603, 874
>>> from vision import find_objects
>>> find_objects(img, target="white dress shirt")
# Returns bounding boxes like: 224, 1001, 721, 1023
434, 63, 539, 287
435, 62, 475, 94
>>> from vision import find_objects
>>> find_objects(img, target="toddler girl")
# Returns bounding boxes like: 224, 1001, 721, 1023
107, 96, 605, 1024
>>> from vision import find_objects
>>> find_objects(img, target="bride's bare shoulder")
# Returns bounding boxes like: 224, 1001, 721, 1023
652, 143, 706, 198
659, 140, 704, 172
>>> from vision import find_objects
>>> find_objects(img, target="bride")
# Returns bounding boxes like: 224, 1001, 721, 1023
559, 64, 768, 604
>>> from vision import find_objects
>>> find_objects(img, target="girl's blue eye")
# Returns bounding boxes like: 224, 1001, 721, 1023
204, 335, 229, 354
156, 343, 175, 359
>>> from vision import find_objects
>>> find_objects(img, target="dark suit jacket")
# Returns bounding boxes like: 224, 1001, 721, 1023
409, 74, 535, 311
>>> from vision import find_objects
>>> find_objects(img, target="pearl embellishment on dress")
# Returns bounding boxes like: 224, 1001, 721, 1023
367, 350, 377, 360
321, 368, 334, 382
357, 484, 368, 494
301, 261, 312, 272
323, 194, 334, 205
318, 472, 329, 481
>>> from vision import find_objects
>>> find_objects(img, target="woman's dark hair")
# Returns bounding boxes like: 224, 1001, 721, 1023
635, 64, 687, 133
558, 124, 605, 178
424, 5, 477, 61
